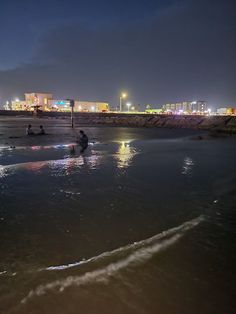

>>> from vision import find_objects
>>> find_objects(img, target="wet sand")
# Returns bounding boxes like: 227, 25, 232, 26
0, 117, 236, 314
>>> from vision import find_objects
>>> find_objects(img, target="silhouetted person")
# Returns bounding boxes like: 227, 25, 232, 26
78, 130, 88, 153
38, 125, 45, 135
26, 124, 34, 136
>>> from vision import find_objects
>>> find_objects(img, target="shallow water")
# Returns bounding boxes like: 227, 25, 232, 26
0, 118, 236, 314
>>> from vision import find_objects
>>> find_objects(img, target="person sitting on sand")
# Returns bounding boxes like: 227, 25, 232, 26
26, 124, 34, 136
38, 125, 45, 135
77, 130, 88, 153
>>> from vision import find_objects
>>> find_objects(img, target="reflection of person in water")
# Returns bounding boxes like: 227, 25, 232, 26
70, 145, 76, 155
77, 130, 88, 153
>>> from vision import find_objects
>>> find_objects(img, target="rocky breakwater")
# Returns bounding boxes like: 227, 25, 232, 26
73, 113, 236, 133
0, 110, 236, 133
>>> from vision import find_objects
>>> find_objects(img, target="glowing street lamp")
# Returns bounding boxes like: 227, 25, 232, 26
126, 102, 131, 112
119, 93, 127, 112
15, 98, 19, 102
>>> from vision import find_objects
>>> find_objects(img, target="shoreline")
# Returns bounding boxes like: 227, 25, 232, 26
0, 111, 236, 134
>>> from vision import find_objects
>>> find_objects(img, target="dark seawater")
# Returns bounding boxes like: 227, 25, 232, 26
0, 118, 235, 314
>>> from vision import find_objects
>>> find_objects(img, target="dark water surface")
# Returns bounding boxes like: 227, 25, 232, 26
0, 118, 235, 314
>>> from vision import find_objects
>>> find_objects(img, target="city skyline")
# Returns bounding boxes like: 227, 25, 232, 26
8, 91, 210, 113
0, 0, 235, 109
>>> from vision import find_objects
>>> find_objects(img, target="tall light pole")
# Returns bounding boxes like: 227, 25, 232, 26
67, 99, 75, 128
119, 93, 127, 112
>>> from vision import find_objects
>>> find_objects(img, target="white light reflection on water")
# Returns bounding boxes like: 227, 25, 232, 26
115, 141, 137, 169
49, 157, 84, 176
182, 156, 195, 175
0, 165, 7, 178
0, 151, 102, 178
88, 151, 102, 169
49, 153, 103, 176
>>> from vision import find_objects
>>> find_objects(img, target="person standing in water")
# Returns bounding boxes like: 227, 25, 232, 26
77, 130, 88, 153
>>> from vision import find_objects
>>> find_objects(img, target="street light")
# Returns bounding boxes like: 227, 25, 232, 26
119, 93, 127, 112
126, 102, 131, 112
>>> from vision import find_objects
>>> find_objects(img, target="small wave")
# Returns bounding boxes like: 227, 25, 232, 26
0, 270, 17, 277
44, 215, 203, 272
22, 215, 204, 304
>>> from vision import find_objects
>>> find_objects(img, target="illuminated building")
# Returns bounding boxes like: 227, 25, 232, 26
10, 93, 109, 112
11, 100, 30, 111
217, 108, 236, 115
74, 101, 109, 112
25, 93, 53, 110
47, 99, 71, 111
11, 93, 52, 111
192, 101, 207, 113
47, 100, 109, 112
3, 101, 11, 110
163, 101, 207, 114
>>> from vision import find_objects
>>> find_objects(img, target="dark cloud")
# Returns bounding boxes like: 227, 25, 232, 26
0, 0, 235, 108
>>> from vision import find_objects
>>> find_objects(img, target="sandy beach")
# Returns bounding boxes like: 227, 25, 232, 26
0, 117, 236, 314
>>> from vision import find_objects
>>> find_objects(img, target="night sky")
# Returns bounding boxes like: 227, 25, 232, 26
0, 0, 235, 109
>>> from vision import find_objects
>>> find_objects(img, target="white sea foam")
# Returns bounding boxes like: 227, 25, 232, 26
44, 215, 203, 272
22, 215, 204, 304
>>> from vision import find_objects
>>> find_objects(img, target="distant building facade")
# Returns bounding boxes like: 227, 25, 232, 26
163, 101, 207, 114
74, 101, 109, 112
25, 93, 53, 110
47, 100, 109, 112
11, 100, 29, 111
217, 108, 236, 115
11, 93, 53, 111
11, 93, 109, 112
